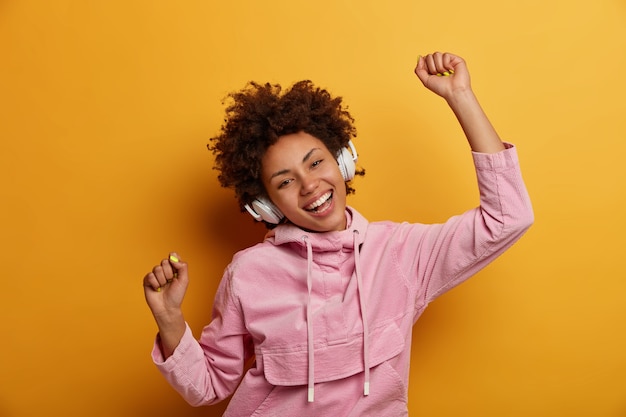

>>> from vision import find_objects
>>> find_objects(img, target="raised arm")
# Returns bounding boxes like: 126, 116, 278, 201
415, 52, 505, 154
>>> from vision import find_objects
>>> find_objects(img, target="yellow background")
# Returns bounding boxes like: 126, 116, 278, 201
1, 1, 625, 416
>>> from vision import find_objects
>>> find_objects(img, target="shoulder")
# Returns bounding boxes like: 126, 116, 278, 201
230, 240, 289, 268
363, 219, 432, 249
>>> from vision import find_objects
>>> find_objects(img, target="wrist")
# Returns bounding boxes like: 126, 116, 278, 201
445, 87, 477, 110
154, 309, 186, 359
154, 308, 185, 333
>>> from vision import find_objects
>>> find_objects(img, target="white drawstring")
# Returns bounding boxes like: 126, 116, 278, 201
304, 236, 315, 403
302, 230, 369, 402
353, 230, 370, 396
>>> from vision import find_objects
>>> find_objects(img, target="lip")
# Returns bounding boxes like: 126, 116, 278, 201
303, 190, 334, 215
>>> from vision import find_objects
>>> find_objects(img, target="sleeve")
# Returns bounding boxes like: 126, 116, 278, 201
408, 143, 534, 311
151, 266, 252, 407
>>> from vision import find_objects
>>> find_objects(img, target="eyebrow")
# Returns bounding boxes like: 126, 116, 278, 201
269, 147, 320, 180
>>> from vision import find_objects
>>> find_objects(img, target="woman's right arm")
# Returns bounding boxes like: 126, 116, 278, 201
146, 261, 250, 406
143, 252, 188, 358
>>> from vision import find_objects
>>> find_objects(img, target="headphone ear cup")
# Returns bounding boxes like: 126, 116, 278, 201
250, 197, 284, 224
336, 141, 357, 181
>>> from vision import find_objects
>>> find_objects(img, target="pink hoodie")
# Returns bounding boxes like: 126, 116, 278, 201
152, 144, 533, 416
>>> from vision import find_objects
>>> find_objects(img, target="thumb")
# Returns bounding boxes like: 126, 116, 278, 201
414, 55, 430, 85
168, 252, 188, 281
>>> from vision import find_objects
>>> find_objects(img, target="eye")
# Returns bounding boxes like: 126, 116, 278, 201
278, 178, 292, 189
311, 159, 323, 168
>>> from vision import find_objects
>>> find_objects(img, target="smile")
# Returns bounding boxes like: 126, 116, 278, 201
305, 191, 333, 212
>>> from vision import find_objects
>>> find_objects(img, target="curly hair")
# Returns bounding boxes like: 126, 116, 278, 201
208, 80, 364, 214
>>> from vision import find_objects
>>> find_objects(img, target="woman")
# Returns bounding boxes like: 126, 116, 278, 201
142, 52, 534, 416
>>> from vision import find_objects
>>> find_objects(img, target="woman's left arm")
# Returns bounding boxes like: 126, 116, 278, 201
415, 52, 505, 154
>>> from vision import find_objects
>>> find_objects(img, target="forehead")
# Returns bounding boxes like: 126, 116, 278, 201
261, 132, 330, 171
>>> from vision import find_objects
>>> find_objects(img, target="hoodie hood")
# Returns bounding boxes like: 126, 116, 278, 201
264, 206, 367, 252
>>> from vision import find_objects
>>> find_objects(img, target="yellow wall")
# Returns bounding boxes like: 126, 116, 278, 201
1, 1, 625, 416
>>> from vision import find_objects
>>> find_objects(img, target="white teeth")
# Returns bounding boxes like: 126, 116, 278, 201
306, 191, 332, 211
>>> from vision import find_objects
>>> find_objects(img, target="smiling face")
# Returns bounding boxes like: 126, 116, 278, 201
261, 131, 348, 232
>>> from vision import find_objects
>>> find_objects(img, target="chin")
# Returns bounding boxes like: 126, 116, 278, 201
319, 210, 347, 232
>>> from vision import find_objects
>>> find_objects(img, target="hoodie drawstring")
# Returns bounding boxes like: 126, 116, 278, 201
353, 230, 370, 396
302, 231, 369, 403
304, 236, 315, 403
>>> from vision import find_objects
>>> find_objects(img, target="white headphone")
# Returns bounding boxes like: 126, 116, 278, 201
244, 140, 358, 224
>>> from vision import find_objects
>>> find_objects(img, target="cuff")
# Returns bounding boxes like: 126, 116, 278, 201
151, 322, 193, 368
472, 142, 519, 171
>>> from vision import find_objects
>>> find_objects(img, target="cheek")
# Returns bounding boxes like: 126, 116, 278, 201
268, 189, 296, 213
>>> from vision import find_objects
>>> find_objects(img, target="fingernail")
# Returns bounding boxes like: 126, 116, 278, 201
156, 287, 162, 292
449, 69, 455, 74
417, 55, 422, 64
169, 255, 179, 263
443, 71, 450, 76
436, 73, 443, 77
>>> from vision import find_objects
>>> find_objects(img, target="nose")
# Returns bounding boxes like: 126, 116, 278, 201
300, 173, 319, 195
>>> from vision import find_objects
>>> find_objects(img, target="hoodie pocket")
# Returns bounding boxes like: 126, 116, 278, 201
248, 359, 408, 417
260, 321, 406, 386
346, 359, 408, 417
